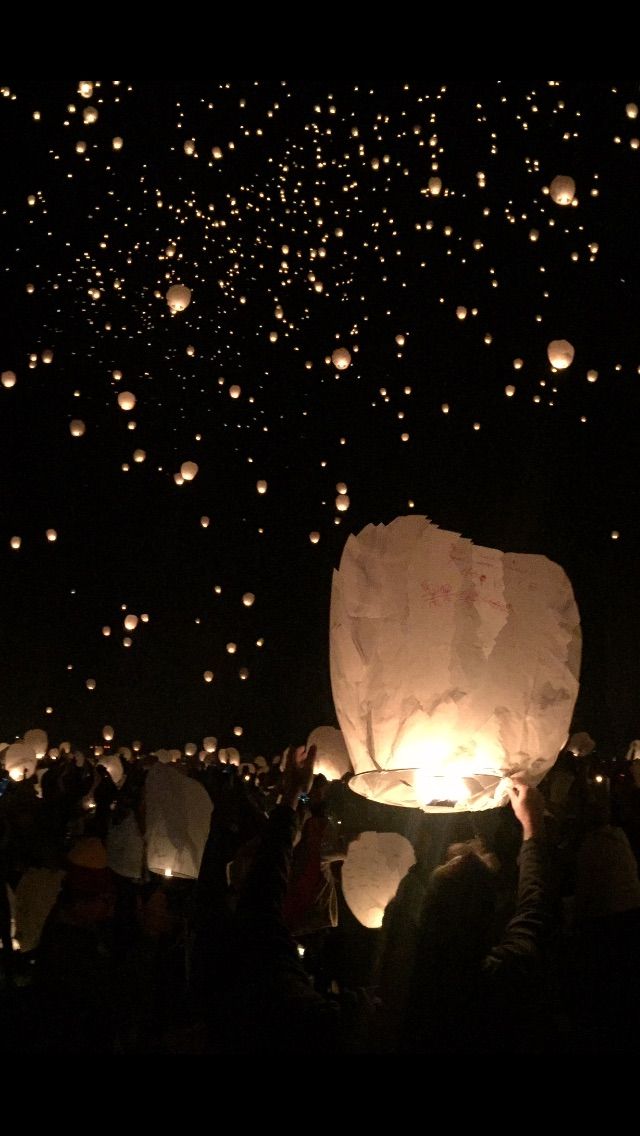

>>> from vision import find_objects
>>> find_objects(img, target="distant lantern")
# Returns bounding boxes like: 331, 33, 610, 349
549, 175, 576, 205
83, 106, 98, 125
1, 370, 16, 388
336, 482, 348, 495
183, 139, 196, 156
626, 103, 638, 119
513, 358, 524, 370
133, 449, 146, 463
75, 141, 87, 154
395, 334, 406, 347
212, 146, 223, 159
102, 626, 111, 637
239, 667, 249, 680
336, 495, 350, 513
226, 642, 237, 654
428, 176, 442, 195
242, 593, 255, 607
5, 742, 37, 782
547, 339, 575, 369
10, 536, 21, 550
505, 385, 516, 397
112, 136, 123, 150
166, 284, 192, 313
203, 736, 217, 753
69, 419, 86, 437
102, 725, 115, 742
331, 347, 351, 371
274, 304, 284, 319
124, 614, 138, 632
587, 369, 598, 382
203, 670, 214, 683
529, 229, 539, 242
140, 612, 149, 623
78, 81, 93, 98
46, 528, 57, 542
117, 391, 136, 411
456, 306, 467, 320
112, 369, 123, 381
26, 283, 35, 293
42, 349, 53, 364
256, 480, 268, 494
200, 516, 210, 528
343, 832, 416, 929
611, 530, 620, 540
229, 384, 241, 398
186, 345, 195, 357
181, 461, 198, 481
86, 678, 96, 691
132, 740, 141, 753
309, 531, 320, 544
185, 742, 197, 757
233, 726, 243, 738
174, 474, 184, 486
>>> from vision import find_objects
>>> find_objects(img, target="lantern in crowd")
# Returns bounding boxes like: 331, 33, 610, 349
181, 461, 198, 481
144, 762, 213, 879
330, 516, 581, 812
98, 754, 125, 787
23, 729, 48, 759
256, 480, 268, 494
567, 732, 596, 757
203, 736, 217, 754
342, 832, 416, 928
332, 347, 351, 371
166, 284, 192, 313
4, 742, 37, 781
307, 726, 352, 781
309, 532, 320, 544
549, 175, 576, 205
185, 742, 197, 757
547, 339, 575, 369
102, 725, 115, 742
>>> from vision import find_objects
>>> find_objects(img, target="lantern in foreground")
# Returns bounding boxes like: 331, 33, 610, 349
547, 339, 575, 369
549, 175, 576, 205
24, 729, 48, 759
307, 726, 352, 781
102, 725, 115, 742
4, 742, 37, 781
342, 832, 416, 928
330, 516, 581, 812
166, 284, 192, 313
144, 763, 213, 879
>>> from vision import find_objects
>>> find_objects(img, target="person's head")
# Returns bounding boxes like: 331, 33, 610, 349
418, 840, 499, 969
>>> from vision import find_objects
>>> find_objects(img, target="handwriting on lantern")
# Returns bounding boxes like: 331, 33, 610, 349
420, 582, 511, 613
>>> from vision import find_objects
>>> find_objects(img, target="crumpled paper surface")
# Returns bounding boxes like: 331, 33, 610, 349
307, 725, 352, 781
342, 831, 416, 928
145, 763, 213, 878
330, 516, 581, 811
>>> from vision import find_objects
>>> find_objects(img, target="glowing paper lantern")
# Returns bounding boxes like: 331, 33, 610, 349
233, 727, 243, 738
10, 536, 21, 550
124, 614, 138, 631
102, 626, 111, 637
336, 495, 350, 512
256, 480, 268, 494
185, 742, 197, 757
98, 755, 125, 787
5, 742, 37, 781
332, 347, 351, 371
133, 449, 146, 463
200, 516, 210, 528
226, 642, 237, 654
330, 516, 581, 812
24, 729, 48, 759
229, 384, 241, 398
102, 725, 115, 742
567, 732, 596, 757
117, 391, 136, 411
309, 532, 320, 544
336, 482, 348, 495
505, 385, 516, 397
1, 370, 16, 388
203, 736, 217, 754
112, 136, 123, 150
46, 529, 57, 542
428, 176, 442, 195
181, 461, 199, 481
203, 670, 214, 683
307, 726, 352, 781
69, 419, 86, 437
144, 763, 213, 879
86, 679, 96, 691
166, 284, 192, 313
549, 175, 576, 205
342, 832, 416, 928
242, 592, 255, 607
547, 339, 575, 370
83, 106, 98, 124
41, 349, 53, 364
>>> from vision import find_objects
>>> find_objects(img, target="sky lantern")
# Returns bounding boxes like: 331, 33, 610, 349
233, 726, 243, 738
117, 391, 136, 411
203, 736, 217, 753
24, 729, 48, 759
180, 461, 199, 481
456, 306, 467, 320
86, 678, 96, 691
184, 742, 197, 756
83, 106, 98, 124
200, 516, 210, 528
41, 349, 53, 364
331, 347, 351, 371
549, 175, 576, 205
102, 626, 111, 637
626, 103, 639, 119
226, 642, 237, 654
309, 531, 320, 544
4, 742, 37, 782
336, 494, 350, 512
166, 284, 192, 313
547, 339, 575, 369
428, 176, 442, 195
98, 754, 125, 787
587, 369, 598, 382
124, 614, 138, 631
256, 479, 268, 494
183, 139, 196, 156
78, 81, 93, 98
330, 516, 581, 812
505, 385, 516, 397
342, 832, 416, 928
140, 613, 149, 623
112, 136, 123, 150
144, 762, 212, 879
336, 482, 348, 495
102, 725, 115, 742
229, 384, 241, 398
239, 667, 249, 680
203, 670, 214, 682
133, 448, 146, 463
242, 592, 255, 607
307, 725, 352, 781
69, 419, 86, 437
46, 529, 58, 542
1, 370, 16, 388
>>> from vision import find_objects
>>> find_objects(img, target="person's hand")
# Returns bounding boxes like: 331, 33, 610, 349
280, 744, 316, 810
507, 780, 545, 841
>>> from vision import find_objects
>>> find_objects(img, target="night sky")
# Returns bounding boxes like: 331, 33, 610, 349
1, 79, 640, 759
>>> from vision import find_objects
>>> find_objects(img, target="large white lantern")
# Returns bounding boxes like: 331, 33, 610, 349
342, 832, 416, 928
144, 763, 213, 878
4, 742, 37, 781
166, 284, 192, 313
549, 175, 576, 205
547, 339, 575, 370
23, 729, 48, 760
98, 754, 125, 787
307, 726, 352, 781
330, 516, 581, 812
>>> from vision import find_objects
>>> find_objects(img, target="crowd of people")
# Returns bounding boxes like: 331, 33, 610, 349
2, 735, 640, 1053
